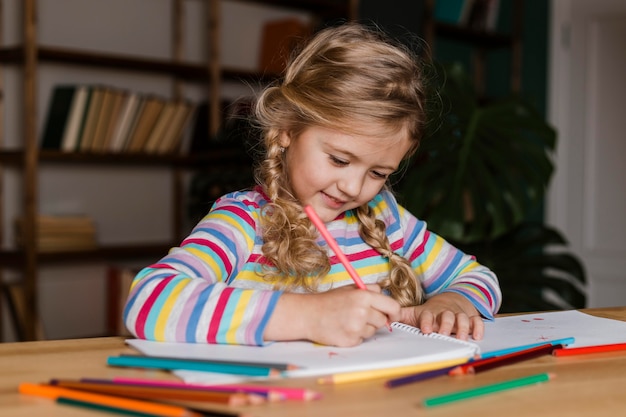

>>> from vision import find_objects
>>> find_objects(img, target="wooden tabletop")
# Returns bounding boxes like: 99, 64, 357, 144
2, 306, 626, 416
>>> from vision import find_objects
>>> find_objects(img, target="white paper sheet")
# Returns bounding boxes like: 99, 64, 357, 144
476, 310, 626, 353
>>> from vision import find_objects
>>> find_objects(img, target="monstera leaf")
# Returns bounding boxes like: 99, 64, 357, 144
455, 223, 587, 312
397, 62, 586, 311
399, 62, 557, 244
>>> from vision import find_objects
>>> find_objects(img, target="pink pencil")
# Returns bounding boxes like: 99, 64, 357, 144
304, 205, 391, 331
304, 205, 366, 289
110, 377, 322, 401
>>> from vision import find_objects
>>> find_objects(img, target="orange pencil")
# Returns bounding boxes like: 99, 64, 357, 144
449, 343, 561, 375
19, 382, 203, 417
304, 205, 392, 331
50, 379, 261, 406
552, 342, 626, 357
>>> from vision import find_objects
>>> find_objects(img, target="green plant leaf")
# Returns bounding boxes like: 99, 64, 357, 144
399, 62, 557, 243
452, 223, 587, 313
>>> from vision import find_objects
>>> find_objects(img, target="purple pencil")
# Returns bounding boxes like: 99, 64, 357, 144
384, 365, 457, 388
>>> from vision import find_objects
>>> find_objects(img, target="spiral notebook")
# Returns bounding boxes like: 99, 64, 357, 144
126, 322, 479, 379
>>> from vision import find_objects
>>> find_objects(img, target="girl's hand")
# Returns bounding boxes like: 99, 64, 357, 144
400, 292, 484, 341
266, 284, 401, 347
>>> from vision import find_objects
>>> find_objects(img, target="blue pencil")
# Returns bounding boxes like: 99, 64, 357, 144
118, 353, 296, 371
479, 337, 575, 359
106, 355, 279, 377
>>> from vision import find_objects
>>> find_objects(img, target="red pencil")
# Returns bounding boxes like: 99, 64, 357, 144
552, 342, 626, 357
449, 343, 562, 375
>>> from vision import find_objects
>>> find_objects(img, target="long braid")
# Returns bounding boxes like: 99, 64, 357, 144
355, 205, 424, 307
255, 128, 330, 290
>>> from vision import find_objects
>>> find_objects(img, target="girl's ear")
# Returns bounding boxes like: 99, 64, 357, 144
278, 130, 291, 149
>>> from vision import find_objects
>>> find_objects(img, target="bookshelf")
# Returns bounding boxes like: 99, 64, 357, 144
0, 0, 356, 341
423, 0, 524, 96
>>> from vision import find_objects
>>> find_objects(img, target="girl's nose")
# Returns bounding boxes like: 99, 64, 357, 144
337, 174, 364, 198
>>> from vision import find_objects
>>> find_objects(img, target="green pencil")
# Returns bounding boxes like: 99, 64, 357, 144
422, 372, 554, 407
57, 397, 162, 416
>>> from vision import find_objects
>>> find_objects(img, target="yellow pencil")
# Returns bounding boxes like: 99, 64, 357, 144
317, 357, 470, 385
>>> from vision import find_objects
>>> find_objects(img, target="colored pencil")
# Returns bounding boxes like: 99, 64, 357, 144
19, 383, 204, 417
304, 205, 392, 331
479, 337, 576, 359
110, 377, 322, 401
57, 396, 165, 417
422, 373, 554, 407
107, 355, 279, 377
449, 343, 562, 375
318, 357, 470, 385
50, 379, 261, 406
80, 378, 282, 403
118, 353, 297, 371
384, 364, 459, 388
552, 342, 626, 357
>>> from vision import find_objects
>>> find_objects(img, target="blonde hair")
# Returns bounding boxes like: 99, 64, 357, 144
253, 22, 427, 306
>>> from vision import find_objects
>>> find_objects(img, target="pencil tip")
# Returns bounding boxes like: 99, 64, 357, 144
448, 367, 463, 376
317, 376, 332, 385
306, 390, 323, 401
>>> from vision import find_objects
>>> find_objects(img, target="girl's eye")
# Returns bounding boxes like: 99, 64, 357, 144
372, 171, 389, 180
329, 155, 348, 166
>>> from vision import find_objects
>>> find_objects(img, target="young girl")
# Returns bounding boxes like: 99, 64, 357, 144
124, 22, 501, 347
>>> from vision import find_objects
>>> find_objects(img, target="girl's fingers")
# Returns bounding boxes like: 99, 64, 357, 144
470, 315, 485, 340
454, 313, 471, 341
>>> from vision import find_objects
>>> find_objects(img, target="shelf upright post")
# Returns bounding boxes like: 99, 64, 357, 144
172, 0, 184, 241
21, 0, 40, 341
348, 0, 359, 21
422, 0, 436, 59
208, 0, 221, 137
0, 0, 5, 340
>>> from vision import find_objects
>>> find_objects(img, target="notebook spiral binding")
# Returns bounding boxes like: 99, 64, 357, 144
391, 322, 481, 355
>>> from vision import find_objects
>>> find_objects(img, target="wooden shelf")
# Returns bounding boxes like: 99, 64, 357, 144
0, 242, 174, 269
0, 46, 277, 84
0, 149, 251, 167
236, 0, 353, 18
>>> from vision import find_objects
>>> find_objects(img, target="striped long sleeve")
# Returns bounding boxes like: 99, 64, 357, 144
123, 191, 282, 345
400, 205, 501, 319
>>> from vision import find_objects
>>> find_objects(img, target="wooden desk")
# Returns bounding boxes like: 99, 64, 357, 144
2, 307, 626, 416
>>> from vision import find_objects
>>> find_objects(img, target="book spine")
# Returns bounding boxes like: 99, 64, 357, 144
41, 86, 76, 150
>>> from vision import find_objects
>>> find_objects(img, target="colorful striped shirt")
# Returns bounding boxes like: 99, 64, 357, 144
124, 187, 501, 345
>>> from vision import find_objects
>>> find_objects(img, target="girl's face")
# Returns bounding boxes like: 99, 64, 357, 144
280, 124, 412, 223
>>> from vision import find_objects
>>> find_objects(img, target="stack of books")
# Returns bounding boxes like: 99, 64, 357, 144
40, 85, 196, 155
15, 215, 98, 253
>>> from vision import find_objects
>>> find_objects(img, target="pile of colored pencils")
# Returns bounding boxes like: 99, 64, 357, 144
19, 377, 322, 417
